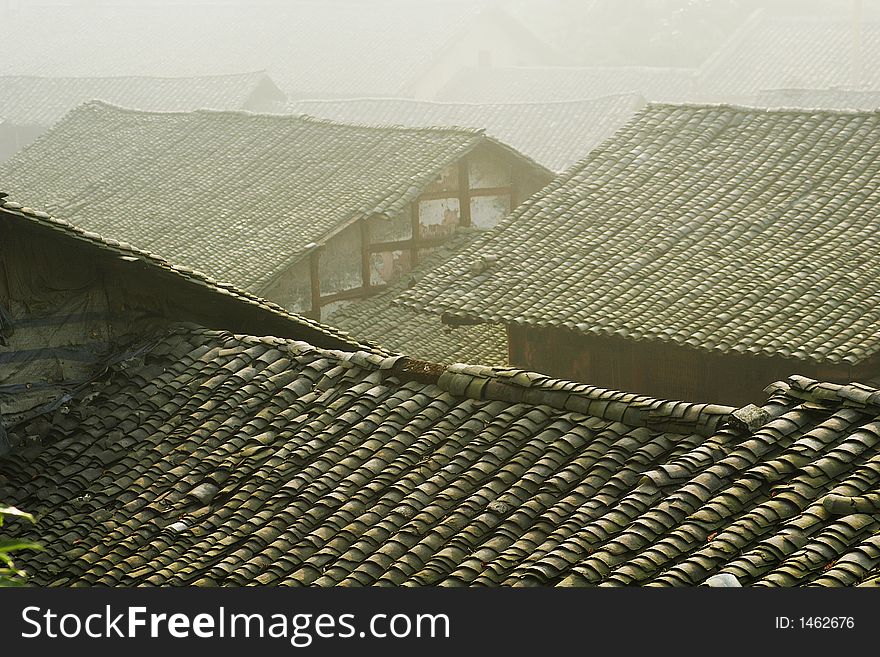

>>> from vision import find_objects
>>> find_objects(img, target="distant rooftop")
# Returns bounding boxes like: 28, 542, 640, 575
0, 0, 550, 98
290, 93, 646, 171
699, 13, 880, 98
0, 72, 285, 126
756, 87, 880, 110
437, 65, 699, 104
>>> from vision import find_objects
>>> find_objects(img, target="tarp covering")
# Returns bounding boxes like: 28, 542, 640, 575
0, 228, 140, 418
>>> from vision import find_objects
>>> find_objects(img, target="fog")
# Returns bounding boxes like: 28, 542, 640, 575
0, 1, 873, 91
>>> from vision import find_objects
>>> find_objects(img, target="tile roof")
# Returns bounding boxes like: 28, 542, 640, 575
756, 87, 880, 111
399, 103, 880, 365
0, 195, 374, 355
698, 13, 880, 98
290, 94, 646, 172
0, 72, 285, 126
326, 233, 508, 366
0, 1, 540, 98
0, 101, 546, 294
437, 65, 699, 104
4, 327, 880, 586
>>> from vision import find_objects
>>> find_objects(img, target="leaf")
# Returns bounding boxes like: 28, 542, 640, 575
0, 539, 42, 553
0, 566, 29, 587
0, 505, 36, 524
0, 567, 25, 577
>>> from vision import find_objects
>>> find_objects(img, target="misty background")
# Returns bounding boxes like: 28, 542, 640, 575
0, 1, 873, 80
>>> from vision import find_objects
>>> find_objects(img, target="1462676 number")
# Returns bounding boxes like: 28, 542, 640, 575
799, 617, 854, 629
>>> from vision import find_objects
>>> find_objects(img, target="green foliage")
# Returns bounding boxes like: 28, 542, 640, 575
0, 504, 41, 587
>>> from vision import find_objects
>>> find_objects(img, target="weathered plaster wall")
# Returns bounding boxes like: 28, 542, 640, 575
260, 257, 312, 314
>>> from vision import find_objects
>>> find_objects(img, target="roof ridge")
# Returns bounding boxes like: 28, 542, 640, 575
643, 101, 880, 117
434, 362, 734, 436
78, 99, 490, 138
729, 373, 880, 437
763, 13, 880, 26
454, 64, 698, 75
293, 92, 647, 111
764, 375, 880, 410
0, 70, 271, 83
759, 85, 871, 94
146, 327, 736, 436
278, 111, 486, 138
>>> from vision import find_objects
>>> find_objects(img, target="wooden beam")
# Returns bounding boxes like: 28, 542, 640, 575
317, 283, 388, 307
458, 157, 471, 228
506, 324, 517, 367
416, 189, 461, 202
309, 249, 321, 321
415, 185, 513, 202
469, 185, 514, 199
368, 236, 451, 254
360, 218, 371, 291
410, 201, 420, 268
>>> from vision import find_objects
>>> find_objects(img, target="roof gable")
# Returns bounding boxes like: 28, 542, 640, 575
0, 101, 544, 293
0, 194, 373, 354
326, 231, 508, 366
400, 103, 880, 364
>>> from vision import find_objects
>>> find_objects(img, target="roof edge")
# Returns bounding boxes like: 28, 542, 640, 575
643, 99, 880, 117
449, 64, 700, 76
0, 195, 377, 354
399, 307, 867, 366
392, 358, 734, 437
291, 91, 648, 112
75, 99, 493, 139
0, 70, 273, 83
